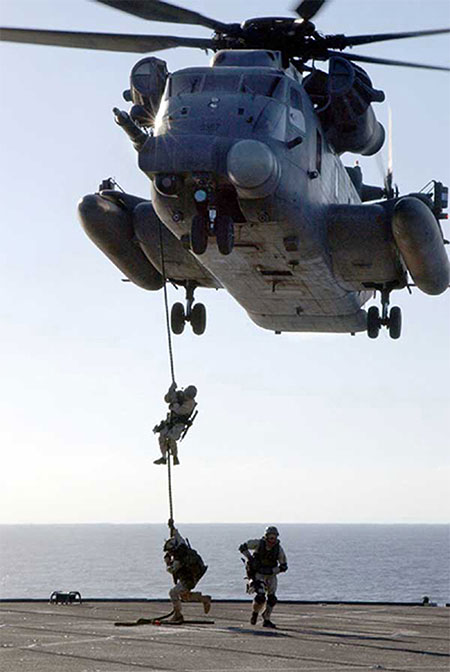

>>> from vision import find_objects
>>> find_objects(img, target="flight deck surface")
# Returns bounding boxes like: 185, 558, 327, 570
1, 600, 448, 671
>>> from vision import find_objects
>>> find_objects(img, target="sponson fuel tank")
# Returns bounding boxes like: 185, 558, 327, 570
327, 203, 406, 291
78, 191, 219, 290
78, 192, 164, 290
392, 196, 450, 295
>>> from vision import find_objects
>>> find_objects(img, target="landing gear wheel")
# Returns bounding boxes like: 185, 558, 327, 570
191, 215, 208, 255
190, 303, 207, 335
367, 306, 380, 339
389, 306, 402, 340
215, 215, 234, 255
170, 302, 186, 335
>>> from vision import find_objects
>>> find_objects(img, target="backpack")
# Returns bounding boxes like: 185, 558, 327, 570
173, 544, 207, 590
184, 547, 207, 587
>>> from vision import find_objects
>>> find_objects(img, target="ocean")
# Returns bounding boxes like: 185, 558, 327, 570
0, 524, 448, 604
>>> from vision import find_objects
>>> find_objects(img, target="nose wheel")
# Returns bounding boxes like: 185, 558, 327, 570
170, 282, 207, 336
190, 200, 234, 256
215, 214, 234, 255
367, 289, 402, 340
191, 214, 209, 255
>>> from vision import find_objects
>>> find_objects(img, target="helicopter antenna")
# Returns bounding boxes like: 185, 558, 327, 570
388, 107, 393, 177
384, 106, 399, 199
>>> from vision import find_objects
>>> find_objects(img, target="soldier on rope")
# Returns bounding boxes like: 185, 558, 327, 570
153, 383, 197, 465
163, 519, 211, 623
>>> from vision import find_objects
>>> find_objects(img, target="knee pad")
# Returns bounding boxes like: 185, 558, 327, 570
254, 593, 266, 605
267, 594, 277, 607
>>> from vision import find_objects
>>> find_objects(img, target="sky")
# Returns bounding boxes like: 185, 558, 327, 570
0, 0, 449, 525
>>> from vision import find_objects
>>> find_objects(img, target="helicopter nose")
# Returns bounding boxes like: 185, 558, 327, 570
226, 140, 280, 197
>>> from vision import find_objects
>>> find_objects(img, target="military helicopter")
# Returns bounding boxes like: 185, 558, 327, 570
1, 0, 449, 340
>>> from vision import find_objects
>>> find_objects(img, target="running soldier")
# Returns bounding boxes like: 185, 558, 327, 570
239, 526, 288, 628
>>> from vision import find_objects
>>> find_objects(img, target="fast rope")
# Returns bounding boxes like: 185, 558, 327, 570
167, 449, 174, 522
158, 220, 176, 387
158, 220, 176, 521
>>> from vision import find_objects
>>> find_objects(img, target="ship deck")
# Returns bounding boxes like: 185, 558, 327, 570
1, 600, 449, 671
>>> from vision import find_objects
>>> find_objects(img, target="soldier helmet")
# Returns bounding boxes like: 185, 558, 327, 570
184, 385, 197, 399
264, 526, 279, 538
163, 538, 177, 553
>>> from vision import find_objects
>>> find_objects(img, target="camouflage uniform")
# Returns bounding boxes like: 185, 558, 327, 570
239, 528, 288, 628
164, 526, 210, 623
154, 383, 196, 465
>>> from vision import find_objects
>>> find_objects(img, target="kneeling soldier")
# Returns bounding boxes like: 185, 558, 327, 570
164, 520, 211, 623
239, 526, 288, 628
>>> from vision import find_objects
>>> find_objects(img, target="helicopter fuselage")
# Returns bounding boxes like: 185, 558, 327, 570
140, 54, 376, 333
3, 0, 448, 339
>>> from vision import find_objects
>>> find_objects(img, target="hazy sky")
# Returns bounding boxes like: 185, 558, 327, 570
0, 0, 449, 525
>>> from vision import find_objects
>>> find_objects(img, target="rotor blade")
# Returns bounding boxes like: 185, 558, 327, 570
293, 0, 327, 21
0, 27, 214, 53
95, 0, 229, 31
329, 50, 450, 72
338, 27, 450, 48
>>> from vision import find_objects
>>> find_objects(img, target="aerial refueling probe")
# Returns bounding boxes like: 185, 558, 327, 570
113, 107, 148, 152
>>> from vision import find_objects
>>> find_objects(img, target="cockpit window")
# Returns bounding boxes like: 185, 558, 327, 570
241, 75, 282, 99
203, 74, 241, 92
167, 71, 284, 99
169, 73, 203, 97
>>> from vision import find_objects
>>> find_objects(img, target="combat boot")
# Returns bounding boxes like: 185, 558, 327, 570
250, 611, 258, 625
168, 608, 184, 624
153, 457, 167, 465
173, 456, 180, 466
263, 619, 276, 628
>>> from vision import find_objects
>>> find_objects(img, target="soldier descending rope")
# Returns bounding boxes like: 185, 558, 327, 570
163, 519, 211, 624
153, 383, 197, 465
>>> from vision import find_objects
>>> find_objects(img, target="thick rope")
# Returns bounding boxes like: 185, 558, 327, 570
167, 452, 174, 522
157, 220, 176, 521
158, 220, 176, 386
114, 609, 174, 626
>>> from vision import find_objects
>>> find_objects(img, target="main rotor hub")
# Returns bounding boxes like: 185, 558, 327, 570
215, 16, 318, 56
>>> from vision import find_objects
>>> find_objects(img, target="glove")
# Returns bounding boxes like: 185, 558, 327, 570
239, 543, 248, 553
279, 563, 288, 573
168, 518, 174, 530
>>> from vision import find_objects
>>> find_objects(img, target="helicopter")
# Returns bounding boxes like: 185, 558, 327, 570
1, 0, 449, 340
